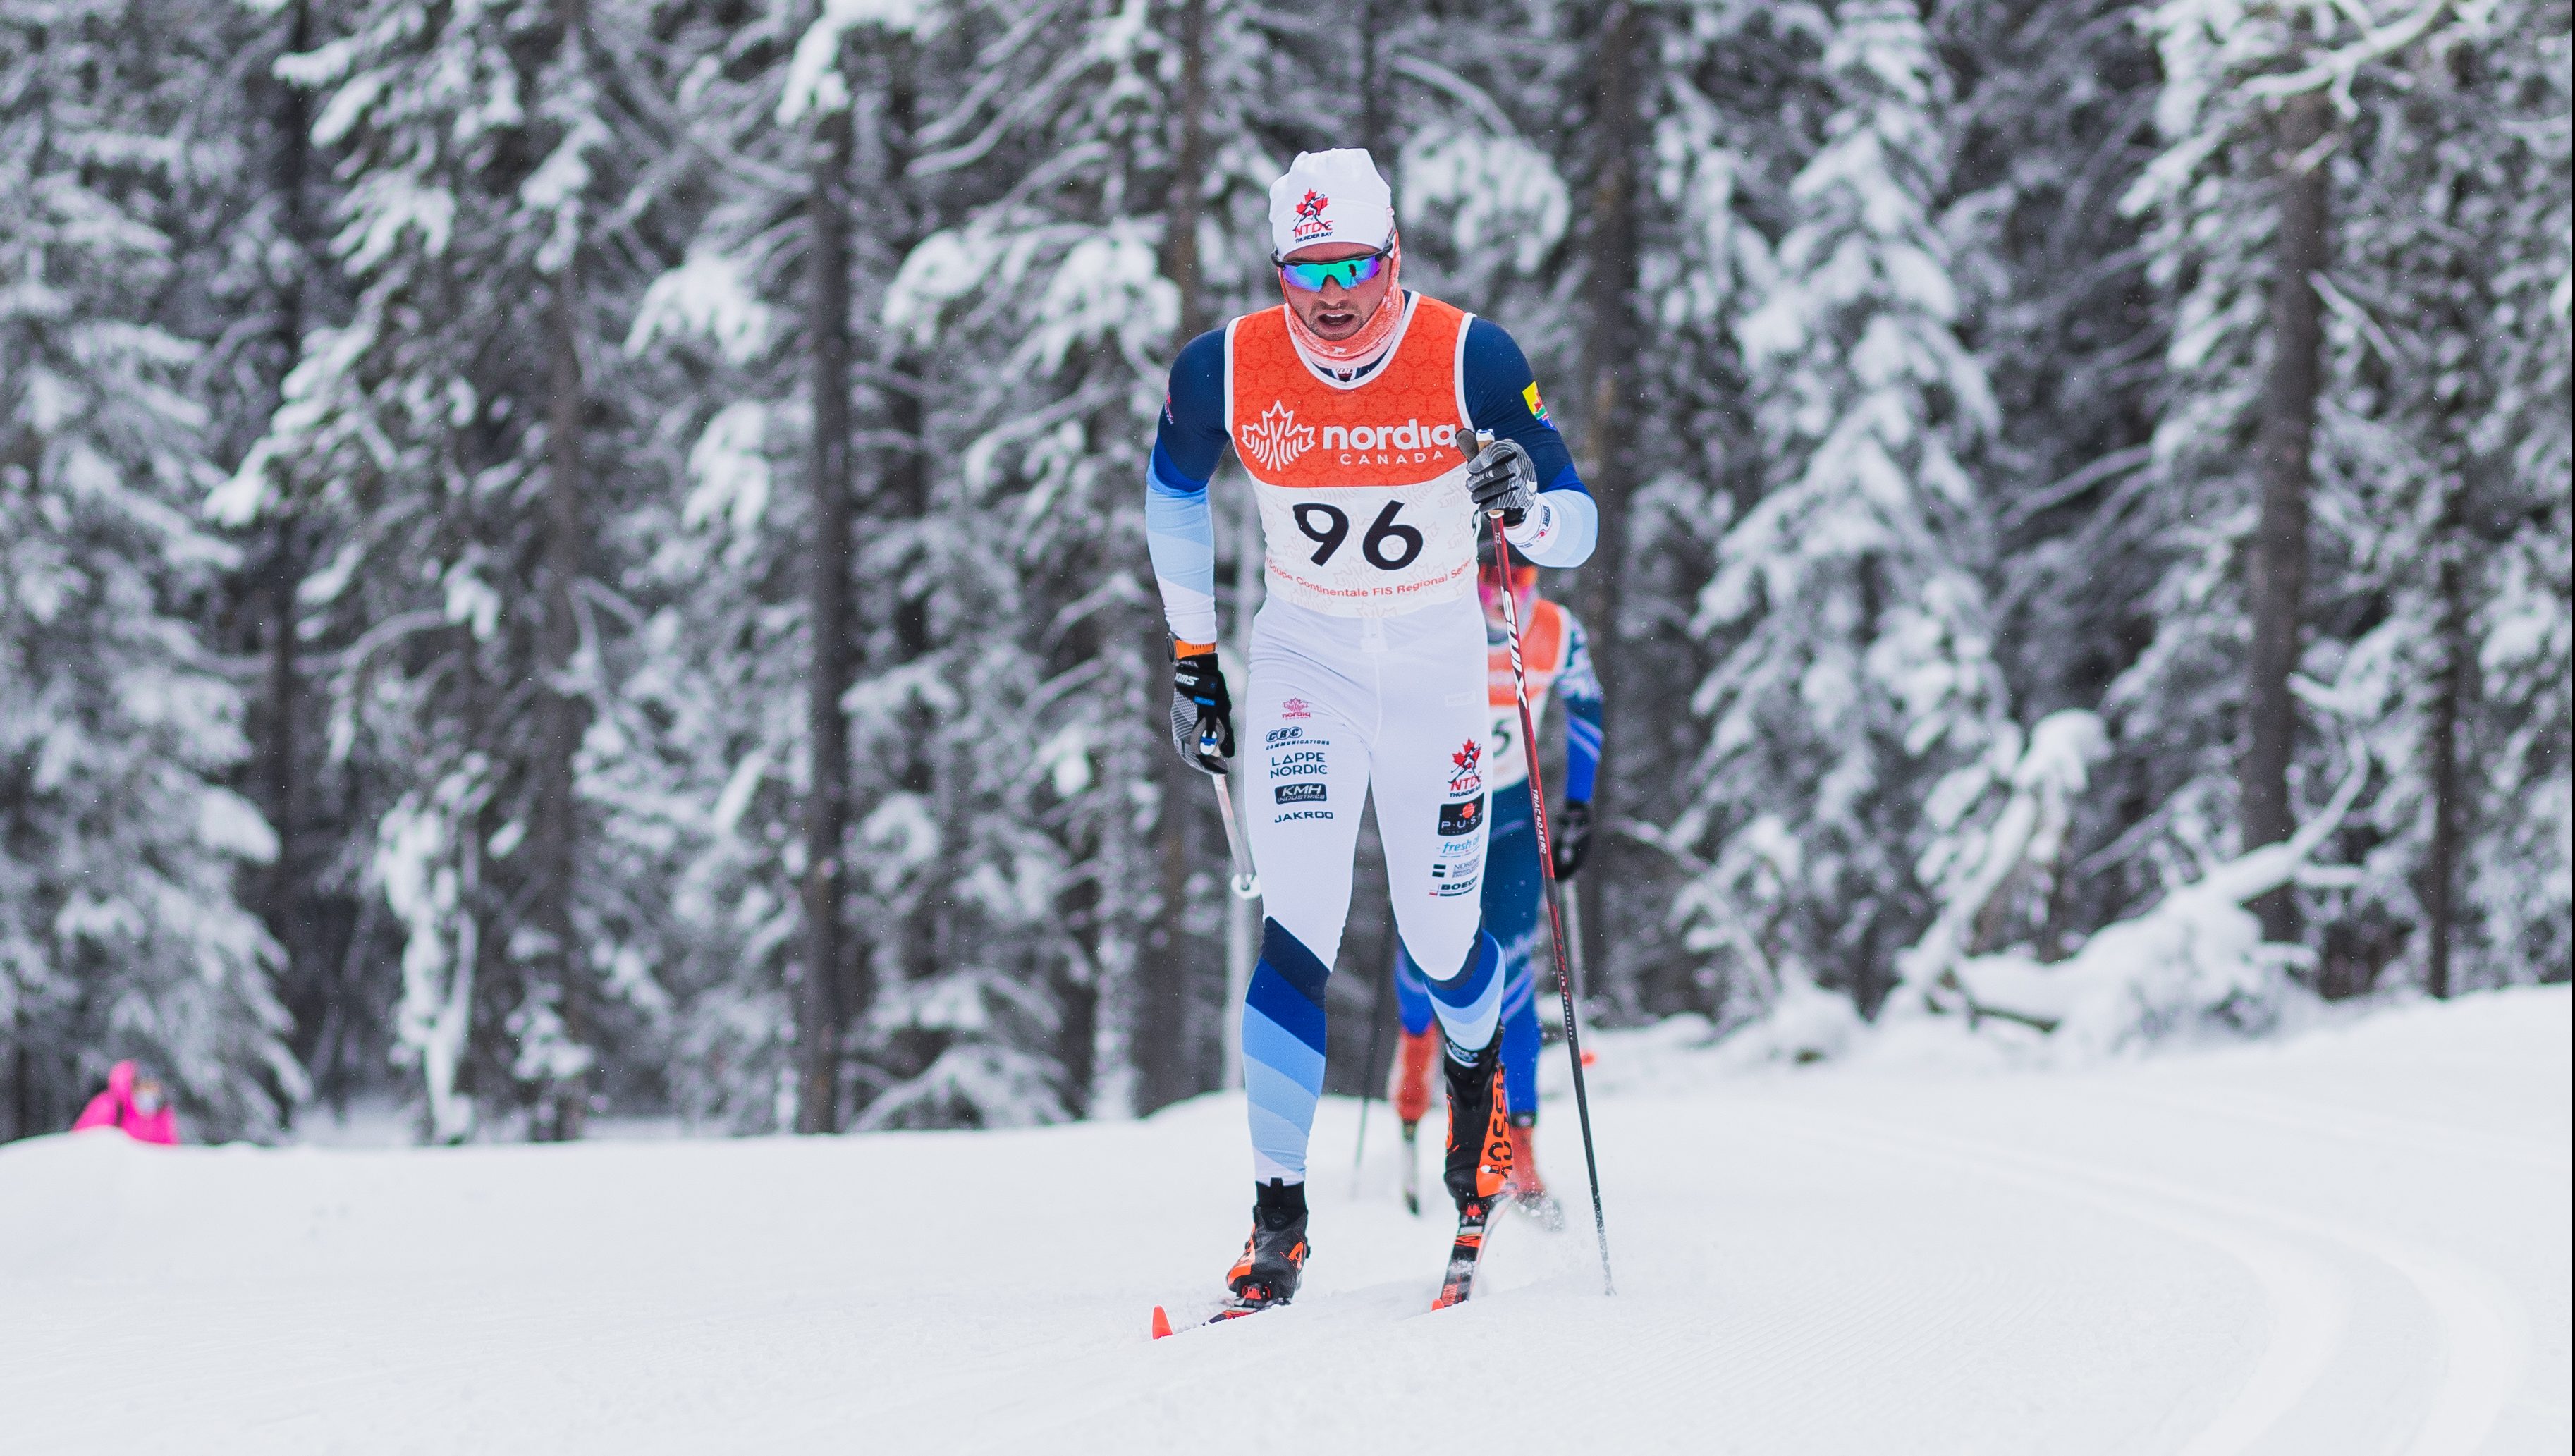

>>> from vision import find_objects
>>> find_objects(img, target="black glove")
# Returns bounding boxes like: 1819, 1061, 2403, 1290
1551, 799, 1594, 879
1466, 437, 1537, 526
1168, 649, 1233, 775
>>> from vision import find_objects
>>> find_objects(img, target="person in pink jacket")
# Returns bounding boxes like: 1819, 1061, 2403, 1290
72, 1060, 178, 1145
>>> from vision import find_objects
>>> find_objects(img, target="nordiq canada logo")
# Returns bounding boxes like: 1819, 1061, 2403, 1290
1237, 401, 1315, 470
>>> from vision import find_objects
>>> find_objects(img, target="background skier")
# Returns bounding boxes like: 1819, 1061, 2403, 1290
1145, 148, 1596, 1311
71, 1060, 179, 1146
1389, 547, 1604, 1221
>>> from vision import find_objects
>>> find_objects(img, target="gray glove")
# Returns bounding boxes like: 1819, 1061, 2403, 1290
1466, 437, 1536, 525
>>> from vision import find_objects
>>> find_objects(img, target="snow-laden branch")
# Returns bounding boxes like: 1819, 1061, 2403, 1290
2242, 0, 2458, 114
1952, 730, 2375, 1052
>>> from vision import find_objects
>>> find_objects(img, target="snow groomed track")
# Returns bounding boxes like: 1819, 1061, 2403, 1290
4, 987, 2566, 1455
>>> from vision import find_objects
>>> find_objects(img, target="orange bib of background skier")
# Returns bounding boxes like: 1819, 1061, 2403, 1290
1226, 295, 1480, 617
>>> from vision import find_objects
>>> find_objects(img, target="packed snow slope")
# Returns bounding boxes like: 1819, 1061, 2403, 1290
5, 988, 2567, 1456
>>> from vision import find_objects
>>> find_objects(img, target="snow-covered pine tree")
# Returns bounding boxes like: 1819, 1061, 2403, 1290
609, 1, 840, 1133
2461, 0, 2574, 986
1582, 1, 1828, 1019
2109, 0, 2571, 1003
227, 0, 690, 1139
2288, 0, 2573, 993
1677, 0, 2007, 1020
178, 0, 388, 1115
835, 0, 1191, 1126
1930, 0, 2166, 960
1, 0, 305, 1139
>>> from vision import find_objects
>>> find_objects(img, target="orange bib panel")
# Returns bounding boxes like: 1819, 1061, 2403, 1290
1486, 599, 1567, 790
1226, 295, 1479, 618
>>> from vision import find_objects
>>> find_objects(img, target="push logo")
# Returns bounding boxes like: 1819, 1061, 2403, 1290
1438, 798, 1484, 837
1239, 402, 1316, 471
1292, 188, 1331, 240
1275, 782, 1328, 805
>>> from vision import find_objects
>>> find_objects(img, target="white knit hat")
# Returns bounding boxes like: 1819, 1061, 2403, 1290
1267, 149, 1395, 257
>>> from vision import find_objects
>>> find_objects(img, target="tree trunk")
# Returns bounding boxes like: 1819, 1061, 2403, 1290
261, 0, 313, 974
1142, 0, 1214, 1112
2422, 482, 2471, 1000
1158, 0, 1210, 341
2240, 92, 2329, 946
876, 40, 929, 1088
532, 269, 590, 1142
798, 105, 857, 1135
1572, 0, 1644, 997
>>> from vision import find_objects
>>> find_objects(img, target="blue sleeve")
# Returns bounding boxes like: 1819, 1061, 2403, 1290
1462, 317, 1594, 567
1558, 610, 1604, 802
1146, 328, 1228, 644
1462, 318, 1583, 496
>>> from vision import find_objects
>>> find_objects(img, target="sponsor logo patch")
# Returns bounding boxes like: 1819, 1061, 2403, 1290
1280, 697, 1313, 721
1293, 188, 1331, 240
1270, 750, 1328, 779
1316, 420, 1461, 457
1447, 739, 1483, 797
1438, 798, 1485, 837
1274, 781, 1328, 805
1238, 401, 1316, 471
1274, 809, 1335, 822
1266, 726, 1304, 747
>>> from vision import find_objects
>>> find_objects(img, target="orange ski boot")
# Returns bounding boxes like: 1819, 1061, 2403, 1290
1441, 1036, 1512, 1210
1503, 1115, 1563, 1229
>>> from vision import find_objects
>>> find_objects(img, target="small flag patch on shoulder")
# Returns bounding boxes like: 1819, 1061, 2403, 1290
1522, 382, 1553, 427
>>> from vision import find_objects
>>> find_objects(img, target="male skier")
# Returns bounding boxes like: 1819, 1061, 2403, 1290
1388, 546, 1604, 1223
1146, 149, 1596, 1311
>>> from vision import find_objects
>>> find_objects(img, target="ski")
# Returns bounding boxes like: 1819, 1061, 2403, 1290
1400, 1120, 1421, 1216
1151, 1292, 1289, 1339
1430, 1196, 1497, 1310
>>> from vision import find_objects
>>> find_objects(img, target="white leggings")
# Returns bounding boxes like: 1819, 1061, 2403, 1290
1237, 592, 1502, 1183
1246, 592, 1493, 979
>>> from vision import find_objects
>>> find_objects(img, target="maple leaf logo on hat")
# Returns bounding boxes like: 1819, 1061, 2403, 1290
1292, 189, 1331, 238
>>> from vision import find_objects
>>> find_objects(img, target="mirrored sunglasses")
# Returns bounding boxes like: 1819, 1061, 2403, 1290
1275, 247, 1392, 292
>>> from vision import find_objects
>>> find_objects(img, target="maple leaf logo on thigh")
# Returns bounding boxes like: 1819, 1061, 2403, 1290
1237, 402, 1315, 471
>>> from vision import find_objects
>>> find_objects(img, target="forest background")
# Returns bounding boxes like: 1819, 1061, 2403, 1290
3, 0, 2567, 1144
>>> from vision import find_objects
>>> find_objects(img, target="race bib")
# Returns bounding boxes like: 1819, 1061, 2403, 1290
1486, 706, 1531, 792
1254, 469, 1479, 618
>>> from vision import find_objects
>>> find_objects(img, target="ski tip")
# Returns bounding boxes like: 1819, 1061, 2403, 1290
1150, 1305, 1174, 1340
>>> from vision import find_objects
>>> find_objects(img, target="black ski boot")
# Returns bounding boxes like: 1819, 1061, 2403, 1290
1441, 1035, 1513, 1211
1223, 1178, 1310, 1309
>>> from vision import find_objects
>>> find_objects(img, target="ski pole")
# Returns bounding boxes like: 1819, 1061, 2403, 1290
1479, 429, 1614, 1297
1561, 879, 1587, 1002
1204, 726, 1261, 900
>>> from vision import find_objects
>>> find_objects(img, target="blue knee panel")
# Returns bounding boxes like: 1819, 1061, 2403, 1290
1244, 917, 1331, 1182
1419, 930, 1503, 1056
